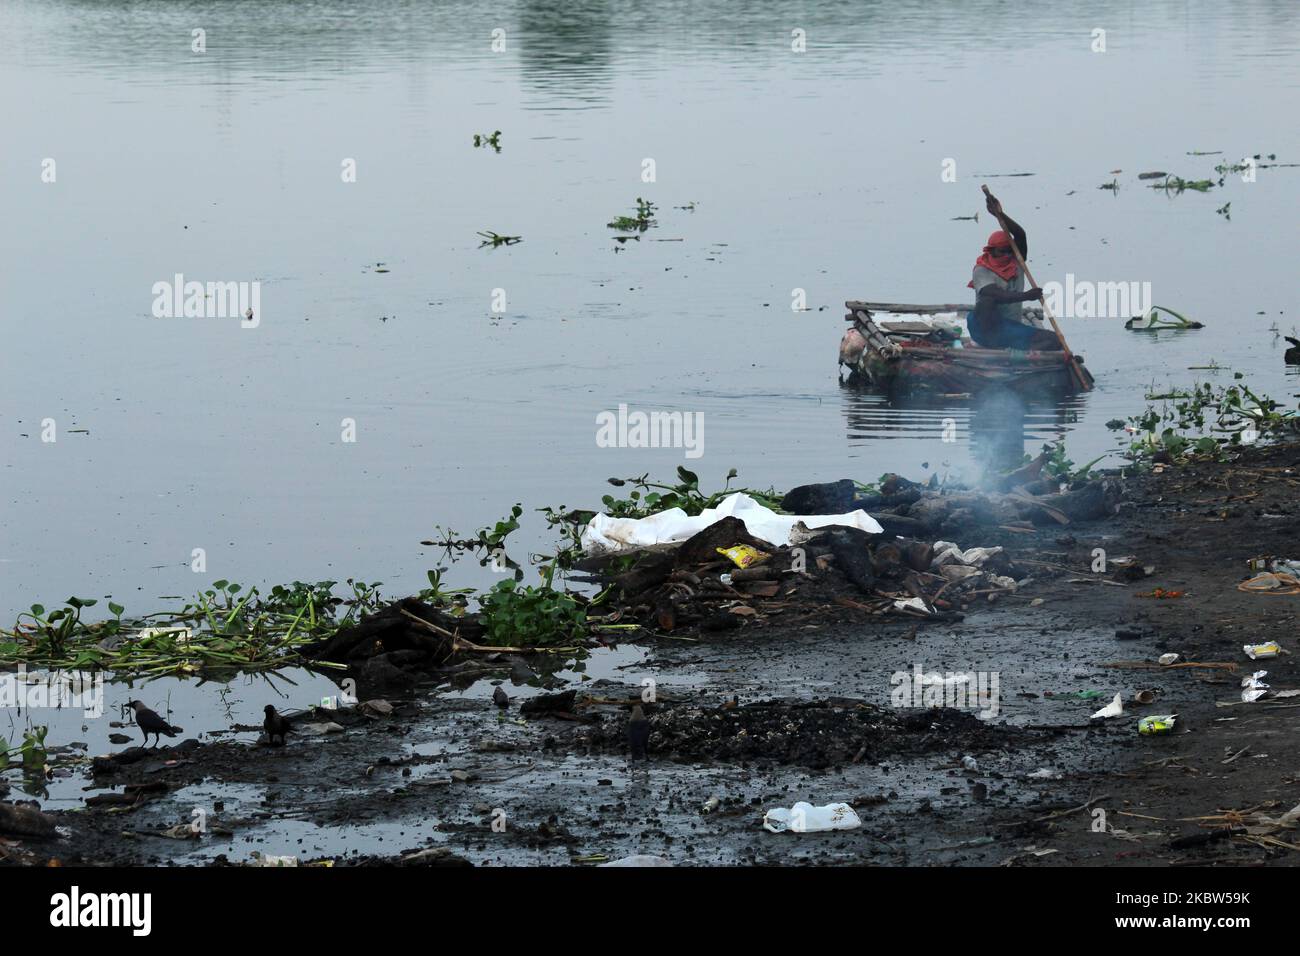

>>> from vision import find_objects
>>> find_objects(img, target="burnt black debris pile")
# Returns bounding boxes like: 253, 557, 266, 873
575, 698, 1028, 769
303, 597, 470, 691
588, 469, 1122, 634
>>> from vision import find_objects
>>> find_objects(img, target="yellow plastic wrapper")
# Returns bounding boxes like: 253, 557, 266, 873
716, 545, 770, 569
1138, 715, 1177, 736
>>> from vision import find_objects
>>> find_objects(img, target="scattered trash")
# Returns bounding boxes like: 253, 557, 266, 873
136, 626, 192, 643
1244, 642, 1282, 660
892, 596, 935, 616
1241, 671, 1270, 703
155, 824, 200, 840
1138, 715, 1178, 736
763, 801, 862, 833
1238, 572, 1300, 595
716, 544, 769, 569
961, 755, 979, 772
1158, 653, 1181, 666
1133, 689, 1158, 705
931, 542, 1004, 569
1111, 562, 1156, 582
1255, 802, 1300, 828
1135, 587, 1183, 599
702, 796, 720, 814
1124, 305, 1203, 330
1027, 768, 1061, 780
1247, 557, 1300, 575
598, 854, 673, 867
1091, 692, 1124, 720
296, 722, 344, 736
251, 853, 299, 867
581, 492, 882, 555
1073, 690, 1105, 700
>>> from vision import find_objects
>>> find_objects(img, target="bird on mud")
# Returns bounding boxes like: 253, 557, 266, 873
126, 700, 181, 747
627, 704, 651, 761
492, 685, 510, 709
1284, 337, 1300, 365
263, 705, 291, 746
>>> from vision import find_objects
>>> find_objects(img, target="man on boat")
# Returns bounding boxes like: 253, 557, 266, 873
966, 192, 1061, 351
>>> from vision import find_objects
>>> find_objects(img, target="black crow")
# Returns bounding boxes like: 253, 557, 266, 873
1285, 337, 1300, 365
263, 705, 291, 746
627, 704, 650, 761
492, 685, 510, 708
126, 700, 180, 747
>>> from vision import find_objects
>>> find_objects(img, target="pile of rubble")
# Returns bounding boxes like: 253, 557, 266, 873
586, 469, 1122, 634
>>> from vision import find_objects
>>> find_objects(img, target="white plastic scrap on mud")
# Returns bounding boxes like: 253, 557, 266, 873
763, 801, 862, 833
598, 854, 673, 867
1241, 670, 1270, 703
1091, 692, 1124, 720
580, 491, 883, 555
930, 541, 1017, 591
930, 541, 1003, 568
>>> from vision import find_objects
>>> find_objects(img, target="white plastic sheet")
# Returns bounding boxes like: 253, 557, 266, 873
763, 801, 861, 833
580, 492, 882, 556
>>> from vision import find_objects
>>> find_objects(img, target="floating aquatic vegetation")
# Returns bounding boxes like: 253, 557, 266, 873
477, 563, 589, 648
607, 197, 657, 232
1040, 440, 1107, 484
472, 130, 502, 152
477, 230, 521, 247
0, 580, 388, 674
1122, 380, 1298, 466
1149, 176, 1218, 193
422, 505, 525, 579
1, 726, 48, 773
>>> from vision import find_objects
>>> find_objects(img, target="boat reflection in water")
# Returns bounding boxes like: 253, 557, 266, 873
839, 383, 1087, 487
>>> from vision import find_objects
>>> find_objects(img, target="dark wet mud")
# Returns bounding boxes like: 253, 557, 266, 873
5, 442, 1298, 867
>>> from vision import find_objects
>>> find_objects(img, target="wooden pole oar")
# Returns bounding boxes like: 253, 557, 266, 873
981, 184, 1091, 391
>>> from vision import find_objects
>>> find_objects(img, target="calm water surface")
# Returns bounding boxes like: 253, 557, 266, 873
3, 0, 1299, 614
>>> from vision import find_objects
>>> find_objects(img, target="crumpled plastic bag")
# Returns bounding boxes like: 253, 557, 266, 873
1241, 670, 1270, 703
931, 541, 1004, 569
763, 801, 861, 833
598, 855, 673, 867
1091, 692, 1124, 719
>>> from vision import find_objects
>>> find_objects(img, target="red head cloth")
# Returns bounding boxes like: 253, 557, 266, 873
967, 229, 1019, 287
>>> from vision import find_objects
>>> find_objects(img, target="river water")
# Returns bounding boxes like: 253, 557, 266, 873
2, 0, 1298, 615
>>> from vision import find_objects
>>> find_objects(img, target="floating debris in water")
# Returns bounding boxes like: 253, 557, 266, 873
477, 230, 522, 248
472, 130, 501, 152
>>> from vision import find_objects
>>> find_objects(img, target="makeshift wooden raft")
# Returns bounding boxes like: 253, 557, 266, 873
839, 301, 1095, 396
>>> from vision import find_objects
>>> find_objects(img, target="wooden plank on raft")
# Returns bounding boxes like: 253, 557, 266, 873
845, 301, 974, 314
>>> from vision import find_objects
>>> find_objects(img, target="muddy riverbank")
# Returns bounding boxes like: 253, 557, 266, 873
3, 441, 1298, 867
